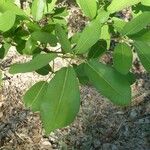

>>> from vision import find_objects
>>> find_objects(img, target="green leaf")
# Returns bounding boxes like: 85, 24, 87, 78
129, 29, 150, 46
0, 42, 11, 59
36, 65, 51, 75
15, 39, 26, 54
40, 67, 80, 134
26, 22, 41, 31
141, 0, 150, 6
96, 9, 110, 24
15, 27, 30, 40
23, 38, 38, 55
9, 53, 56, 74
42, 24, 55, 33
31, 31, 57, 46
70, 32, 81, 44
51, 17, 67, 26
0, 0, 27, 16
121, 12, 150, 35
88, 40, 107, 59
76, 0, 97, 19
24, 81, 49, 112
73, 64, 89, 85
84, 60, 131, 105
126, 72, 136, 85
133, 41, 150, 72
32, 0, 46, 21
55, 24, 71, 53
100, 24, 111, 49
74, 19, 101, 54
0, 11, 16, 32
113, 17, 126, 33
113, 43, 133, 75
107, 0, 141, 13
52, 7, 68, 17
45, 0, 57, 13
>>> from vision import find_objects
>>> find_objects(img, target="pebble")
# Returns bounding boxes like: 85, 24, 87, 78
42, 141, 52, 149
93, 139, 101, 148
130, 110, 138, 119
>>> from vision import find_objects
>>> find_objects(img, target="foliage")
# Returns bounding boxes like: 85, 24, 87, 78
0, 0, 150, 134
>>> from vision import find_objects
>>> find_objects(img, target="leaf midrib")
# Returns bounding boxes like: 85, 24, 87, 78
29, 81, 47, 108
53, 68, 69, 128
87, 62, 123, 97
76, 22, 100, 54
135, 42, 150, 67
123, 13, 150, 35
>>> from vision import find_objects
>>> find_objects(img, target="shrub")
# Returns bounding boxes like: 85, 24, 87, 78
0, 0, 150, 134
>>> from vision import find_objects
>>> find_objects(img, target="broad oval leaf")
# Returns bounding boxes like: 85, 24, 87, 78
133, 41, 150, 72
40, 67, 80, 134
73, 64, 89, 85
113, 17, 126, 33
96, 10, 110, 24
9, 53, 57, 74
84, 60, 131, 105
15, 39, 26, 54
52, 7, 68, 18
32, 0, 46, 21
31, 31, 57, 46
0, 42, 11, 59
121, 12, 150, 35
126, 72, 136, 85
45, 0, 57, 13
55, 24, 71, 53
24, 81, 48, 112
141, 0, 150, 6
36, 65, 52, 76
107, 0, 141, 13
23, 38, 39, 55
0, 11, 16, 32
100, 24, 111, 49
0, 0, 27, 16
88, 40, 107, 59
76, 0, 97, 19
70, 32, 81, 44
129, 29, 150, 46
113, 43, 133, 75
74, 19, 101, 54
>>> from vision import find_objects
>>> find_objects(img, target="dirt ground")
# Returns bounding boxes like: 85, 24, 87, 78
0, 50, 150, 150
0, 1, 150, 150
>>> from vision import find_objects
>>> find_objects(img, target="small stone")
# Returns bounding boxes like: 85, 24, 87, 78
87, 94, 91, 98
93, 139, 101, 148
130, 110, 138, 119
115, 111, 124, 115
42, 141, 52, 149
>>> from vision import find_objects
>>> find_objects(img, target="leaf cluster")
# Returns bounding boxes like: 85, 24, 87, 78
0, 0, 150, 134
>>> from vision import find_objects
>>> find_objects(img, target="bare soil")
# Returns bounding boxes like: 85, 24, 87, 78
0, 1, 150, 150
